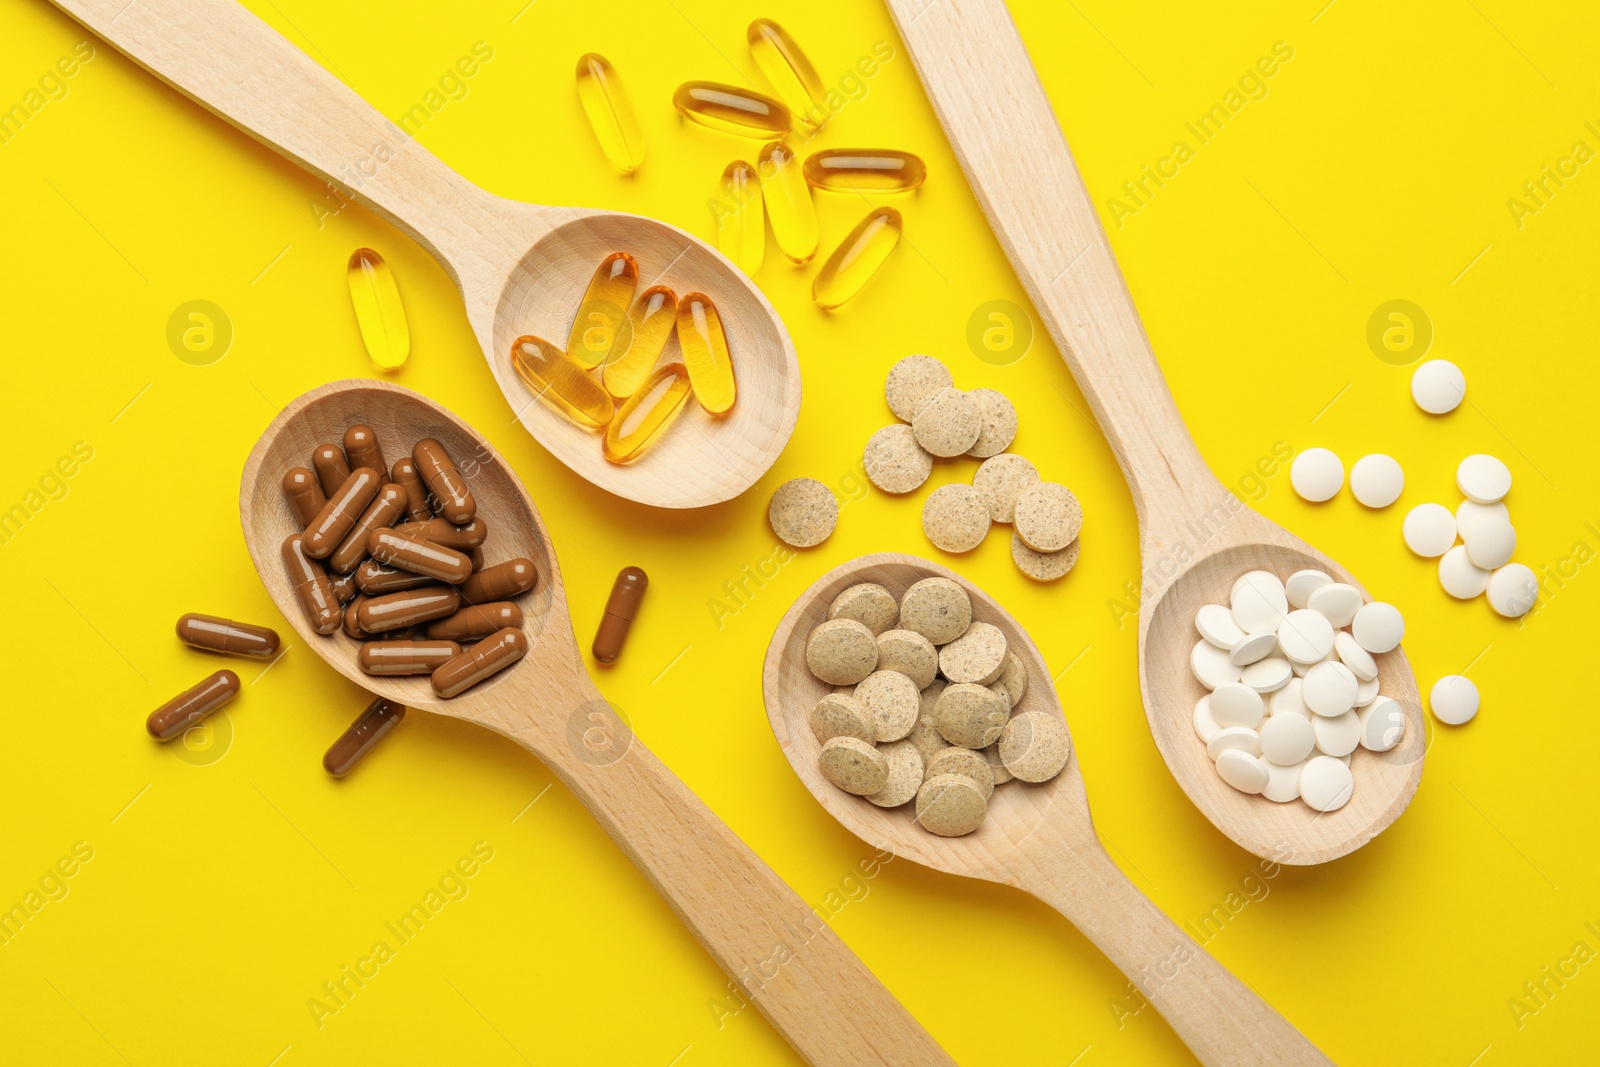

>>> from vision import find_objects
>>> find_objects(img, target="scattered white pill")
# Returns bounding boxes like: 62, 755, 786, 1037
1351, 602, 1404, 654
1195, 603, 1244, 649
1229, 631, 1278, 667
1354, 674, 1380, 708
1349, 454, 1404, 508
1216, 749, 1269, 794
1430, 675, 1480, 725
1303, 661, 1358, 717
1438, 544, 1490, 599
1241, 656, 1293, 694
1457, 454, 1511, 504
1231, 572, 1288, 633
1358, 696, 1406, 752
1276, 608, 1337, 664
1312, 710, 1361, 757
1456, 499, 1509, 537
1211, 683, 1266, 729
1270, 677, 1310, 717
1262, 759, 1305, 803
1486, 563, 1538, 618
1290, 448, 1344, 503
1285, 569, 1332, 609
1191, 639, 1242, 690
1193, 696, 1221, 744
1333, 631, 1377, 681
1260, 712, 1316, 765
1410, 359, 1466, 414
1403, 503, 1457, 557
1207, 726, 1263, 761
1300, 755, 1355, 812
1307, 582, 1363, 628
1464, 517, 1515, 570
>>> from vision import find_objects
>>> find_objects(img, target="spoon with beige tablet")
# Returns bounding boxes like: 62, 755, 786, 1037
764, 555, 1329, 1066
242, 380, 950, 1066
885, 0, 1423, 864
54, 0, 798, 509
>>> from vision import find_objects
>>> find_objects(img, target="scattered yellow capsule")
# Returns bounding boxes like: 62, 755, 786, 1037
747, 19, 828, 131
759, 142, 818, 265
804, 149, 927, 193
575, 53, 646, 175
510, 335, 615, 429
604, 286, 678, 399
677, 293, 737, 416
713, 160, 764, 276
812, 207, 903, 311
346, 248, 410, 369
603, 363, 693, 464
674, 81, 790, 139
567, 252, 638, 368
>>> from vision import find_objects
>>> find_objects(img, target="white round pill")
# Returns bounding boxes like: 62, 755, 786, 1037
1290, 448, 1344, 503
1259, 712, 1315, 765
1276, 608, 1336, 664
1333, 631, 1377, 681
1403, 503, 1457, 557
1299, 755, 1355, 812
1486, 563, 1538, 618
1438, 544, 1490, 599
1303, 661, 1358, 716
1456, 499, 1509, 536
1359, 696, 1406, 752
1290, 653, 1328, 678
1230, 572, 1288, 633
1207, 726, 1262, 761
1270, 677, 1310, 717
1411, 359, 1466, 414
1193, 695, 1221, 744
1215, 749, 1269, 794
1354, 674, 1380, 708
1430, 675, 1480, 725
1262, 759, 1304, 803
1312, 709, 1361, 757
1307, 582, 1363, 628
1191, 639, 1242, 690
1284, 569, 1332, 609
1457, 454, 1511, 504
1229, 631, 1278, 667
1241, 656, 1293, 694
1195, 603, 1244, 650
1210, 682, 1265, 729
1349, 454, 1404, 508
1351, 602, 1404, 653
1464, 517, 1515, 570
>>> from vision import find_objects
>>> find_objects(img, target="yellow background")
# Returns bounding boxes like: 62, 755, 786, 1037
2, 0, 1596, 1062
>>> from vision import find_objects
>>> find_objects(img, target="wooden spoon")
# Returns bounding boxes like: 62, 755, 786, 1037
55, 0, 799, 509
241, 380, 951, 1066
764, 554, 1331, 1066
885, 0, 1423, 864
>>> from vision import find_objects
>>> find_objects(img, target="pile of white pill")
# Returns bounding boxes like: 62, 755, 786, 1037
1404, 454, 1536, 618
1190, 569, 1408, 812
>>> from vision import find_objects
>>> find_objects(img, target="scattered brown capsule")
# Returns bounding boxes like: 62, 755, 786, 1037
283, 534, 342, 634
176, 614, 281, 659
323, 697, 405, 777
311, 443, 351, 497
343, 424, 386, 477
593, 566, 647, 664
282, 467, 326, 526
357, 640, 462, 676
148, 670, 240, 741
390, 457, 433, 522
330, 483, 407, 573
425, 602, 523, 642
367, 528, 472, 584
413, 438, 475, 524
358, 586, 461, 633
431, 627, 527, 697
459, 558, 537, 605
303, 467, 381, 559
355, 559, 435, 595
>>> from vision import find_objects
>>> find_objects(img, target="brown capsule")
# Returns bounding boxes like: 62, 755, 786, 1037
343, 424, 386, 477
282, 534, 343, 634
426, 602, 523, 642
147, 669, 240, 741
324, 697, 406, 776
176, 613, 281, 659
329, 484, 407, 573
467, 546, 485, 571
282, 467, 327, 526
431, 627, 527, 697
303, 467, 381, 559
330, 570, 359, 604
358, 586, 461, 633
311, 443, 351, 497
413, 438, 476, 524
593, 565, 647, 664
343, 595, 369, 639
459, 558, 537, 604
391, 457, 433, 522
367, 528, 472, 584
357, 639, 462, 676
394, 515, 489, 550
356, 559, 435, 595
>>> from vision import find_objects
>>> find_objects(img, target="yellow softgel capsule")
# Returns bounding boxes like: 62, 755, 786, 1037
575, 53, 646, 174
510, 335, 615, 429
759, 142, 818, 264
674, 81, 790, 139
812, 207, 902, 311
747, 19, 827, 131
347, 248, 410, 369
567, 252, 638, 368
677, 293, 737, 415
604, 286, 678, 399
603, 363, 692, 464
713, 160, 764, 275
804, 149, 927, 193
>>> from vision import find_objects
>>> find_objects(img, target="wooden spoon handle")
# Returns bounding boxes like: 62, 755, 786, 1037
884, 0, 1220, 518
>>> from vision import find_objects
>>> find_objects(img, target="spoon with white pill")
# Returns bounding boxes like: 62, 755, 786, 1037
887, 0, 1423, 863
55, 0, 799, 509
764, 555, 1331, 1066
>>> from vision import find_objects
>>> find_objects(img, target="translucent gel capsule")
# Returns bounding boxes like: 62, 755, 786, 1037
759, 142, 818, 264
676, 294, 737, 415
567, 252, 638, 368
603, 364, 692, 464
674, 81, 790, 139
747, 19, 828, 131
713, 161, 764, 276
575, 53, 646, 174
347, 248, 410, 369
603, 286, 678, 399
804, 149, 927, 193
813, 206, 902, 310
511, 336, 615, 429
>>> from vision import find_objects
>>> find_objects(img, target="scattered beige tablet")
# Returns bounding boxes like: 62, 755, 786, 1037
809, 693, 876, 745
938, 621, 1008, 684
864, 740, 925, 808
999, 709, 1072, 783
885, 354, 954, 421
898, 577, 972, 644
875, 629, 938, 689
916, 774, 988, 837
819, 736, 889, 795
769, 478, 839, 548
922, 484, 991, 554
935, 682, 1010, 748
925, 747, 995, 799
828, 583, 899, 635
972, 453, 1039, 524
853, 670, 920, 742
911, 388, 981, 458
1013, 482, 1083, 552
1011, 533, 1080, 582
805, 618, 879, 685
863, 424, 933, 495
965, 388, 1018, 458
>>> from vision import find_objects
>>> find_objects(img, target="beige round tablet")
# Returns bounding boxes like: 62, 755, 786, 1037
769, 478, 838, 548
964, 388, 1018, 458
898, 577, 972, 644
1013, 482, 1083, 552
911, 388, 982, 457
885, 354, 954, 422
916, 773, 988, 836
853, 670, 920, 742
1011, 533, 1079, 582
925, 746, 995, 799
908, 681, 952, 766
981, 744, 1014, 785
865, 740, 925, 808
922, 484, 992, 553
993, 650, 1028, 707
828, 583, 899, 635
972, 453, 1040, 523
998, 709, 1072, 783
935, 682, 1010, 748
938, 622, 1009, 684
805, 619, 879, 685
809, 693, 876, 745
818, 736, 889, 795
875, 629, 939, 689
863, 424, 933, 495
